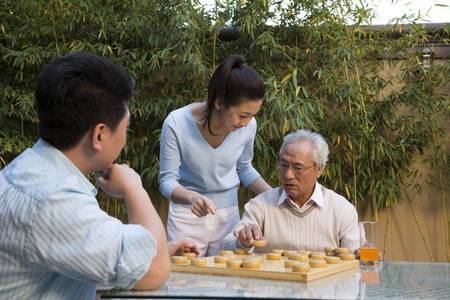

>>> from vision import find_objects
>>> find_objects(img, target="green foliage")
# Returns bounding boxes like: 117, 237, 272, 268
1, 0, 449, 219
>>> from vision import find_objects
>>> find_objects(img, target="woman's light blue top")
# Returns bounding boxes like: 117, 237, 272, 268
159, 104, 261, 209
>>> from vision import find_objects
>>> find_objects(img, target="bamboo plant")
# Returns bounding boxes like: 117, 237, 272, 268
1, 0, 448, 259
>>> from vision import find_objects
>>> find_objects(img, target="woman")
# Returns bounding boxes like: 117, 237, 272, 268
159, 55, 272, 256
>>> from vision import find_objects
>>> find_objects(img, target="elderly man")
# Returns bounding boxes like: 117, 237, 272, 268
220, 129, 360, 254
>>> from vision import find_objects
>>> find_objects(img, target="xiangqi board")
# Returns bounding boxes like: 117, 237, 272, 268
171, 253, 359, 282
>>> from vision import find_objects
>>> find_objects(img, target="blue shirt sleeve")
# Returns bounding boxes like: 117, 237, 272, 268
236, 118, 260, 186
28, 186, 156, 290
159, 111, 183, 200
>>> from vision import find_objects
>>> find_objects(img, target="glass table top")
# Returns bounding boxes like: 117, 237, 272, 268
100, 261, 450, 299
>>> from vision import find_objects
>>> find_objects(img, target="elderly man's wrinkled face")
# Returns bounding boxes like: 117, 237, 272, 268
278, 140, 323, 204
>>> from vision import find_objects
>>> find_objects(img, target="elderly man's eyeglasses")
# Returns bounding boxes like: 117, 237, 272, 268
277, 160, 315, 175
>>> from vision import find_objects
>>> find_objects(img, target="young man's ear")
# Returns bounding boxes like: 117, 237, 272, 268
91, 123, 106, 151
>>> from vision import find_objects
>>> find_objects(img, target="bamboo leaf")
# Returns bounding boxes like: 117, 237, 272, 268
281, 73, 292, 84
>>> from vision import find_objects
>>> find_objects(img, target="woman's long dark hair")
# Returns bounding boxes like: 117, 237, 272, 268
201, 55, 265, 135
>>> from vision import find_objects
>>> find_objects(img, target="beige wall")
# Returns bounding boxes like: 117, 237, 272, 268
358, 186, 449, 263
356, 56, 450, 263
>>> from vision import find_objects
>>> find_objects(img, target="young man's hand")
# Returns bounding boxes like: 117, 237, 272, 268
97, 163, 142, 199
169, 239, 200, 257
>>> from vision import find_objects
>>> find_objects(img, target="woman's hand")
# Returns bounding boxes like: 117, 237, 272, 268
190, 195, 217, 217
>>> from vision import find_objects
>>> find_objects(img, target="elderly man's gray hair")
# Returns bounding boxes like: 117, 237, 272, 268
279, 129, 329, 169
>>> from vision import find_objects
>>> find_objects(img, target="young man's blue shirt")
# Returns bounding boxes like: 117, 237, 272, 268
0, 139, 156, 300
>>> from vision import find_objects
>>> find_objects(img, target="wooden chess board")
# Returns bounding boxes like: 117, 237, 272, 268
171, 253, 359, 282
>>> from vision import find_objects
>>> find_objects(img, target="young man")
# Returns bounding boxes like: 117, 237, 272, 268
0, 52, 198, 299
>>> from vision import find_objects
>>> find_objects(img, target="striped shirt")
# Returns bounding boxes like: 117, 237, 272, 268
0, 139, 156, 300
220, 184, 360, 253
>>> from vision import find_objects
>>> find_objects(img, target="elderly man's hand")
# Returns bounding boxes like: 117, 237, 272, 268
233, 224, 265, 247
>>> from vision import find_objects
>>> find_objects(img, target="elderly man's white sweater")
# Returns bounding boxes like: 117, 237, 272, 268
220, 183, 360, 253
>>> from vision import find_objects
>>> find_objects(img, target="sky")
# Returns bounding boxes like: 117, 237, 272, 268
200, 0, 449, 25
369, 0, 449, 25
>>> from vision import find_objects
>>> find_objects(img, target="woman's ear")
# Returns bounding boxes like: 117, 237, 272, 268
214, 98, 223, 111
91, 123, 106, 151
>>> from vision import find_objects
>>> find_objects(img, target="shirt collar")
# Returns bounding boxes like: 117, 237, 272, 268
277, 182, 324, 208
34, 139, 97, 196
